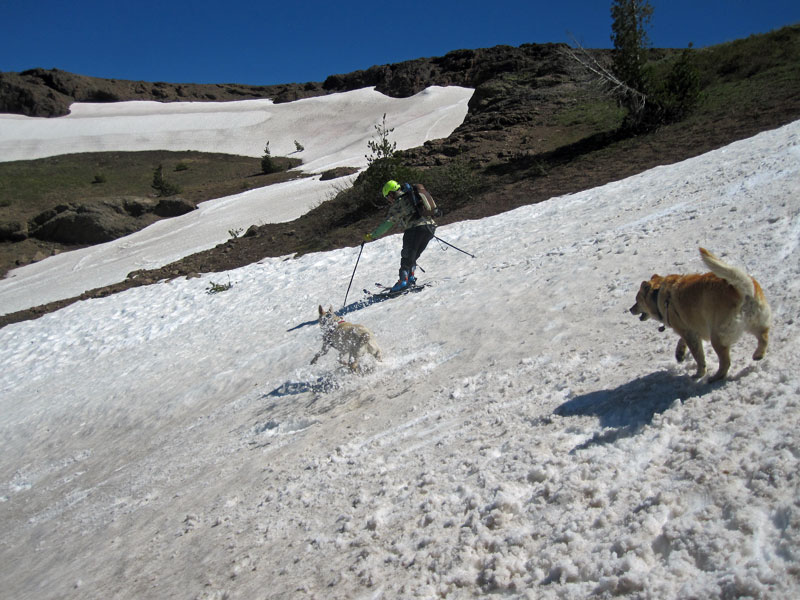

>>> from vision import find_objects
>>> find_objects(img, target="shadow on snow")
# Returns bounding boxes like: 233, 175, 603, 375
286, 286, 426, 332
555, 370, 716, 452
265, 375, 340, 397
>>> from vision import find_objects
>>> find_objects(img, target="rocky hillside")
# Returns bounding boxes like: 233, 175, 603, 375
0, 68, 315, 117
1, 44, 572, 117
1, 25, 799, 328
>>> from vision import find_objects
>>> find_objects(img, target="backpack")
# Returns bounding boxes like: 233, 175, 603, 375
403, 183, 439, 218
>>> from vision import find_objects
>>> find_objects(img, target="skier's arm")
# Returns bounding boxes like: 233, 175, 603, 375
365, 219, 393, 241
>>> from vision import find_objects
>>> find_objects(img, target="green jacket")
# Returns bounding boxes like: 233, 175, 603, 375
368, 187, 436, 239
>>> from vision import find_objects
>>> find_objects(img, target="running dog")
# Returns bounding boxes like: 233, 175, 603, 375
311, 306, 382, 372
629, 248, 771, 382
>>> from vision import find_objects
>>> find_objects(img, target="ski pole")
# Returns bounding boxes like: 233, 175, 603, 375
343, 242, 364, 308
434, 235, 476, 259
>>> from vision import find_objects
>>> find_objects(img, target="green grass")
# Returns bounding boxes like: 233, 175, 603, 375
669, 25, 800, 120
556, 97, 626, 131
0, 150, 304, 223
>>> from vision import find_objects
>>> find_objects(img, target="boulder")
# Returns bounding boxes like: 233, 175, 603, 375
153, 197, 196, 217
122, 196, 158, 217
319, 167, 359, 181
28, 202, 141, 244
26, 196, 195, 245
0, 220, 28, 242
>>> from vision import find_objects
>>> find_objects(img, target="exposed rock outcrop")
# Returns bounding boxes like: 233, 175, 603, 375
0, 44, 578, 118
26, 196, 195, 244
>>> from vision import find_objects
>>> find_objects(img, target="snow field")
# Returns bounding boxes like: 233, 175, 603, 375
0, 114, 799, 597
0, 87, 472, 167
0, 86, 473, 315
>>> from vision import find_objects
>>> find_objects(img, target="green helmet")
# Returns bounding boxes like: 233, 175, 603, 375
382, 180, 401, 198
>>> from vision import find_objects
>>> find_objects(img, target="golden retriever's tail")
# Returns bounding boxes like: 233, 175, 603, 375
699, 247, 755, 298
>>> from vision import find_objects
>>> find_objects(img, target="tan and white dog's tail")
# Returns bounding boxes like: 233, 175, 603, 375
699, 247, 755, 298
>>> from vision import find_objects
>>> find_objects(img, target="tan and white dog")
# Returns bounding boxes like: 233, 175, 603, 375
311, 306, 382, 372
629, 248, 771, 382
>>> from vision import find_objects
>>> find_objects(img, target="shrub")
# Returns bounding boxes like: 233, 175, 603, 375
651, 47, 702, 121
206, 278, 233, 294
349, 156, 419, 208
421, 159, 482, 202
151, 164, 181, 197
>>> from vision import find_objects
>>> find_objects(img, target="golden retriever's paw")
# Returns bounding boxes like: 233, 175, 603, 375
675, 339, 687, 363
708, 371, 727, 383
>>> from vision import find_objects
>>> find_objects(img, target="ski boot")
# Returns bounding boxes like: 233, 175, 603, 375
390, 269, 409, 293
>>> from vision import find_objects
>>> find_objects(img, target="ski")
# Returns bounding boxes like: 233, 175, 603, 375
367, 281, 430, 298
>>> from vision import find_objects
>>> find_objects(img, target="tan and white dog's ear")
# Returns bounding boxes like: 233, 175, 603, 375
328, 305, 333, 314
318, 305, 324, 316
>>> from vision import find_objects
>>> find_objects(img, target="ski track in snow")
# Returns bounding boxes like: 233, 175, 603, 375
0, 109, 799, 598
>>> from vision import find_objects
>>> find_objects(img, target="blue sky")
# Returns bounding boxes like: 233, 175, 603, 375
2, 0, 798, 85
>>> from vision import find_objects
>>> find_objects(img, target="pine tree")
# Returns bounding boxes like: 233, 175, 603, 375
610, 0, 653, 92
365, 114, 397, 166
151, 164, 181, 197
261, 142, 279, 174
358, 113, 402, 202
660, 46, 701, 120
608, 0, 654, 127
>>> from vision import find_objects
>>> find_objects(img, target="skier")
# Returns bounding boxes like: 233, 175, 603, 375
364, 180, 437, 293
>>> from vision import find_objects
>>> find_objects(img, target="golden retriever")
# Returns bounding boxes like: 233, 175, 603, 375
629, 248, 771, 382
311, 306, 382, 372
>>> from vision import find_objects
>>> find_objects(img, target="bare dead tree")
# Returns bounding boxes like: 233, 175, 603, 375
560, 34, 647, 119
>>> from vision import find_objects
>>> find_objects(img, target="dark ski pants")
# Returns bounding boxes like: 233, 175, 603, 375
400, 224, 435, 277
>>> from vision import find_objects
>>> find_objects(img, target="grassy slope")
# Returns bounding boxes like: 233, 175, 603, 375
0, 152, 302, 275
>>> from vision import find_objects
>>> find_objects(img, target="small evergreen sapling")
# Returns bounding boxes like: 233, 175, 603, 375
151, 164, 181, 197
261, 142, 280, 174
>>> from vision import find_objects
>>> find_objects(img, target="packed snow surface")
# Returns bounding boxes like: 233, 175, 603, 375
0, 86, 472, 314
1, 98, 799, 598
